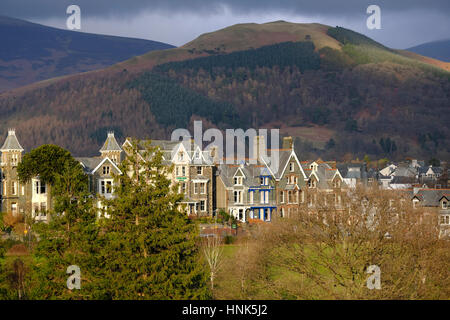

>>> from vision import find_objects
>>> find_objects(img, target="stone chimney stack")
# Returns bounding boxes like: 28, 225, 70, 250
282, 136, 293, 150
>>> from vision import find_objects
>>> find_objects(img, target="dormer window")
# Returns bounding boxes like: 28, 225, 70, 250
178, 151, 184, 161
333, 179, 341, 188
412, 198, 419, 209
443, 200, 448, 210
289, 162, 294, 172
234, 177, 243, 185
103, 166, 110, 175
308, 179, 317, 188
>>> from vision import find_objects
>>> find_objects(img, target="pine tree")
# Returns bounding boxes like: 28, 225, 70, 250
26, 151, 103, 299
99, 139, 208, 299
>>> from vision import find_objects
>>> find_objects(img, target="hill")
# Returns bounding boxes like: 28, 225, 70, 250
407, 39, 450, 63
0, 21, 448, 161
0, 16, 175, 92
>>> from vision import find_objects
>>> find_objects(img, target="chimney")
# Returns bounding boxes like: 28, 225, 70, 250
282, 136, 293, 150
253, 135, 266, 160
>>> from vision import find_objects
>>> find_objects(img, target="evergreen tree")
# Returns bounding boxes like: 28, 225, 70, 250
99, 139, 208, 299
30, 160, 103, 299
19, 147, 103, 299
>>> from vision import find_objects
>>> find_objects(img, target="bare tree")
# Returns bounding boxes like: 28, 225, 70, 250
202, 236, 224, 298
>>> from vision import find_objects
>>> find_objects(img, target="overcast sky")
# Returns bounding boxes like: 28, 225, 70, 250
1, 0, 449, 48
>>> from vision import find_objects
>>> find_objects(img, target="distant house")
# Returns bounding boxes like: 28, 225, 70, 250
409, 188, 450, 238
337, 163, 368, 189
0, 129, 51, 221
76, 132, 123, 218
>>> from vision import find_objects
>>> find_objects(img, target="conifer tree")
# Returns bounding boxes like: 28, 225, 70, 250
21, 147, 103, 299
99, 139, 208, 299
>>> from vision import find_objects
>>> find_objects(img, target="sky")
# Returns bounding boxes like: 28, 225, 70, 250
1, 0, 449, 48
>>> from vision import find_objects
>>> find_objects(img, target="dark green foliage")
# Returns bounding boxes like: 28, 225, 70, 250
17, 144, 80, 185
345, 119, 358, 132
154, 41, 321, 75
303, 106, 330, 125
327, 26, 390, 51
428, 158, 441, 167
325, 138, 336, 149
98, 139, 208, 299
224, 235, 234, 245
379, 137, 397, 155
128, 73, 244, 129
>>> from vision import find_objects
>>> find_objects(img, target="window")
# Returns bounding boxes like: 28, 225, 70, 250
197, 166, 202, 175
440, 215, 450, 225
289, 162, 294, 172
234, 191, 243, 204
12, 181, 17, 195
333, 179, 341, 188
280, 191, 284, 203
101, 180, 113, 195
182, 166, 186, 176
2, 181, 6, 195
180, 182, 186, 194
288, 191, 294, 204
178, 151, 184, 161
413, 199, 419, 209
34, 181, 46, 194
442, 201, 448, 209
40, 203, 47, 216
11, 154, 18, 165
249, 191, 254, 204
194, 183, 199, 194
234, 177, 242, 185
103, 166, 110, 175
200, 182, 206, 194
308, 179, 316, 188
200, 200, 206, 212
11, 203, 17, 216
260, 190, 269, 204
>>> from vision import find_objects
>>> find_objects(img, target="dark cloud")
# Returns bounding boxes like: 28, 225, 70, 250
1, 0, 449, 19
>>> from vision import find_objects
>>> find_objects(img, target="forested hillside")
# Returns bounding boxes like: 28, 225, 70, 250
0, 22, 448, 160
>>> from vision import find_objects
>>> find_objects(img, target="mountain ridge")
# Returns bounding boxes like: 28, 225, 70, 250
407, 39, 450, 63
0, 15, 175, 92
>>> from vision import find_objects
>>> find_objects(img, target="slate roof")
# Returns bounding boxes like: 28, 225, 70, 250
99, 132, 122, 152
302, 160, 341, 190
76, 157, 103, 173
217, 163, 271, 189
0, 129, 24, 152
262, 149, 294, 180
411, 189, 450, 207
392, 166, 417, 178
